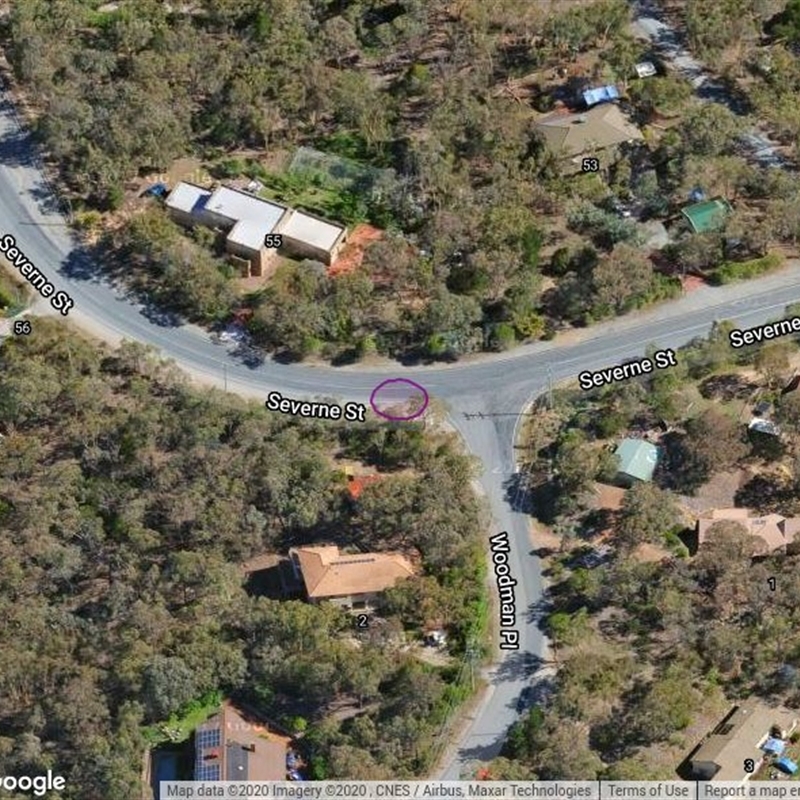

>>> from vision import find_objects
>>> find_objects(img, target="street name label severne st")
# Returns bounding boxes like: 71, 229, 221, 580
728, 316, 800, 348
578, 349, 677, 391
0, 234, 74, 315
266, 391, 367, 422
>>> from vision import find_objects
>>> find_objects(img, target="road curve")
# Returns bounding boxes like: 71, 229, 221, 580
4, 89, 800, 779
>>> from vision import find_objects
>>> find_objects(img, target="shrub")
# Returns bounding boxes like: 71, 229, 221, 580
74, 210, 103, 230
214, 158, 246, 178
492, 323, 516, 351
709, 252, 785, 285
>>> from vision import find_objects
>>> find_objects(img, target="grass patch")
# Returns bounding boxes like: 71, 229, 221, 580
142, 690, 223, 747
208, 157, 370, 225
709, 252, 785, 285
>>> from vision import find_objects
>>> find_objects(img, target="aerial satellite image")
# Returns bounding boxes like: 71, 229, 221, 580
5, 0, 800, 797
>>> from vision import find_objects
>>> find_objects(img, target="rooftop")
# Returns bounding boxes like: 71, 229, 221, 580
749, 417, 781, 437
614, 439, 659, 482
205, 186, 287, 232
690, 701, 798, 781
290, 545, 415, 599
280, 209, 346, 251
195, 702, 289, 783
534, 104, 643, 158
165, 182, 211, 215
228, 218, 275, 251
697, 508, 800, 553
681, 197, 733, 234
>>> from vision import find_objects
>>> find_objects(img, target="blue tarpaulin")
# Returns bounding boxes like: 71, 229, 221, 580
689, 186, 706, 203
143, 182, 168, 198
763, 737, 786, 755
776, 756, 798, 774
583, 85, 620, 108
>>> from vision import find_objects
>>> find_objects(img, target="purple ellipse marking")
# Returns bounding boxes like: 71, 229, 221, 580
369, 378, 430, 421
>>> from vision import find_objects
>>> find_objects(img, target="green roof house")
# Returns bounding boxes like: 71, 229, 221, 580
680, 198, 732, 234
614, 439, 659, 485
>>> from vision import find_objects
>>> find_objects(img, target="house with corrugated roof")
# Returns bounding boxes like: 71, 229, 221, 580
166, 182, 290, 278
614, 439, 659, 486
680, 197, 732, 234
165, 182, 347, 278
288, 545, 415, 611
687, 701, 798, 781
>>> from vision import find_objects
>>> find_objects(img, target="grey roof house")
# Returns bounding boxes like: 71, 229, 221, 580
166, 182, 348, 277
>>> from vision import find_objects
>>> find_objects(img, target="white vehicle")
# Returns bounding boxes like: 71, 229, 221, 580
218, 325, 249, 345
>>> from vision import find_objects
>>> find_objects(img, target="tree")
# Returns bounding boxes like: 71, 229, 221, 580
683, 407, 750, 475
777, 390, 800, 434
567, 201, 642, 249
604, 756, 676, 780
591, 243, 655, 315
320, 17, 359, 66
694, 522, 765, 621
554, 430, 600, 509
629, 75, 693, 118
417, 289, 482, 357
686, 0, 759, 58
768, 194, 800, 245
680, 105, 743, 157
723, 208, 774, 257
529, 717, 604, 780
755, 342, 793, 389
601, 34, 644, 84
141, 656, 198, 721
767, 0, 800, 47
627, 666, 696, 744
616, 482, 682, 549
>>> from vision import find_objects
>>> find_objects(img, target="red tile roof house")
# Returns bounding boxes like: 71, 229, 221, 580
194, 702, 290, 782
289, 545, 415, 612
697, 508, 800, 556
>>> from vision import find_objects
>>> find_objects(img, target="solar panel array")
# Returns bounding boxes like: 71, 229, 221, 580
196, 728, 221, 749
195, 763, 221, 782
194, 726, 223, 782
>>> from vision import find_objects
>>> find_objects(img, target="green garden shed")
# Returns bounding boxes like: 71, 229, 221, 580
680, 197, 733, 234
614, 438, 659, 485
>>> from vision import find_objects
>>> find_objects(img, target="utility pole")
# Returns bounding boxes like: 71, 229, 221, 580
465, 639, 479, 691
546, 362, 554, 410
223, 363, 228, 392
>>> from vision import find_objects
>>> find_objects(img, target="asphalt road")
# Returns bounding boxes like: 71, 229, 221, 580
4, 66, 800, 776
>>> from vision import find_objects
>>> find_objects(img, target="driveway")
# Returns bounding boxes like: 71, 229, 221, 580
630, 0, 789, 167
